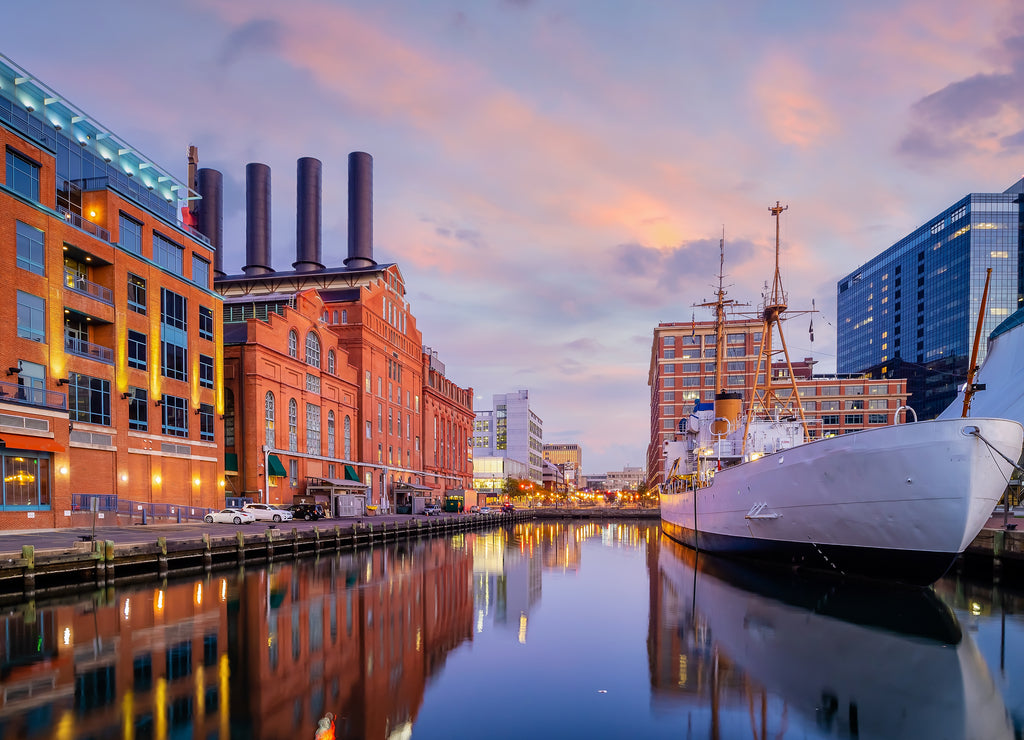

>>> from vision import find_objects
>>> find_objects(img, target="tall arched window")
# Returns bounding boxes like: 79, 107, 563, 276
288, 330, 298, 358
264, 391, 275, 447
328, 411, 336, 458
305, 332, 321, 367
344, 415, 352, 459
288, 398, 298, 452
327, 350, 336, 374
332, 310, 338, 323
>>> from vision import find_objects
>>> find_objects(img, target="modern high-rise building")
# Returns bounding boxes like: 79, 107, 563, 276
837, 178, 1024, 418
0, 54, 223, 529
473, 390, 543, 483
543, 443, 582, 492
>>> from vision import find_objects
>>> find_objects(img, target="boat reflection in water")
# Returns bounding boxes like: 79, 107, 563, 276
652, 537, 1013, 739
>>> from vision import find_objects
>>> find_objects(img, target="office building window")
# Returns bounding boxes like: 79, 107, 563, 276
16, 291, 45, 343
199, 403, 214, 441
128, 330, 147, 370
128, 274, 147, 315
822, 415, 840, 425
199, 354, 214, 388
288, 399, 298, 452
6, 149, 39, 201
119, 213, 142, 255
16, 221, 45, 275
68, 372, 110, 426
160, 288, 188, 381
844, 414, 863, 425
129, 387, 148, 431
192, 254, 210, 288
199, 306, 214, 340
161, 394, 189, 437
153, 232, 184, 276
16, 361, 45, 405
265, 392, 275, 447
306, 332, 321, 367
224, 389, 235, 447
868, 414, 887, 424
306, 404, 321, 455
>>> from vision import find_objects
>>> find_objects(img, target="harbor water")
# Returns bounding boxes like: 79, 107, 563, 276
0, 520, 1021, 739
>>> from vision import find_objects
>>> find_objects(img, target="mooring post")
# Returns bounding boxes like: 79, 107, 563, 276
21, 545, 35, 598
202, 533, 212, 571
236, 530, 245, 565
292, 527, 299, 558
157, 536, 168, 579
313, 527, 321, 554
104, 540, 115, 584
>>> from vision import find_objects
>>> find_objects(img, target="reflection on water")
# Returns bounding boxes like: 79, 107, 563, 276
651, 538, 1016, 739
0, 522, 1021, 739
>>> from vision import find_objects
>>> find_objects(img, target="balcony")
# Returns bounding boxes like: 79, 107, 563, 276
65, 333, 113, 364
57, 206, 111, 243
0, 378, 67, 411
64, 269, 113, 306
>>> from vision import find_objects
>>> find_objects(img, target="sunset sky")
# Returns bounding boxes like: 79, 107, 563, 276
7, 0, 1024, 472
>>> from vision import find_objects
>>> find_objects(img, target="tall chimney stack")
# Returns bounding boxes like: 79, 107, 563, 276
195, 168, 224, 276
243, 163, 273, 276
345, 151, 376, 269
293, 157, 324, 273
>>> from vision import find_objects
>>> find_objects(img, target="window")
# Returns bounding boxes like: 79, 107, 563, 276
265, 392, 275, 447
332, 310, 338, 323
726, 361, 745, 372
15, 361, 45, 405
844, 399, 865, 410
129, 387, 148, 431
727, 333, 745, 344
68, 372, 110, 426
306, 403, 321, 455
306, 373, 320, 394
821, 386, 840, 396
289, 459, 298, 487
16, 291, 45, 343
821, 400, 840, 411
364, 371, 371, 392
328, 411, 336, 458
1, 450, 51, 509
128, 330, 147, 370
161, 288, 188, 381
663, 349, 676, 359
119, 213, 142, 255
224, 389, 235, 447
199, 354, 214, 388
199, 306, 213, 341
161, 394, 189, 437
344, 416, 352, 458
153, 232, 184, 276
6, 149, 39, 201
16, 221, 45, 275
844, 414, 864, 425
821, 415, 840, 425
365, 421, 371, 440
128, 274, 146, 315
663, 364, 675, 374
305, 332, 321, 367
868, 384, 887, 396
726, 347, 744, 357
199, 403, 214, 441
682, 363, 700, 373
868, 399, 887, 410
328, 350, 336, 374
288, 330, 298, 358
288, 399, 298, 452
192, 254, 210, 288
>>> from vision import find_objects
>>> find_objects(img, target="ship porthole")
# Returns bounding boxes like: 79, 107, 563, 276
778, 456, 784, 464
906, 478, 913, 484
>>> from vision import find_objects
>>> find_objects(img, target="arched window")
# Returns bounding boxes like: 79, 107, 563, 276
328, 350, 336, 374
342, 309, 347, 324
305, 332, 321, 367
306, 403, 321, 456
288, 398, 298, 452
264, 391, 275, 447
344, 415, 352, 459
332, 310, 338, 323
288, 330, 298, 358
328, 411, 336, 458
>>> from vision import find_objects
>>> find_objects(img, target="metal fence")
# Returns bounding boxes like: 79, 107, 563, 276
71, 494, 214, 523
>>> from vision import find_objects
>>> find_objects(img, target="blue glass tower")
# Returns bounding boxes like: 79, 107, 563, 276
837, 178, 1024, 419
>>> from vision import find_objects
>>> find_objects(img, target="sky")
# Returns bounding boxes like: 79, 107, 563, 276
7, 0, 1024, 473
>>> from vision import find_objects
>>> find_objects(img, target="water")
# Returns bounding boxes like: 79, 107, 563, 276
0, 521, 1021, 739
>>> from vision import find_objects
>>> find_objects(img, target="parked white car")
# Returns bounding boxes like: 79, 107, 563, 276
423, 504, 442, 516
205, 508, 256, 525
243, 503, 294, 522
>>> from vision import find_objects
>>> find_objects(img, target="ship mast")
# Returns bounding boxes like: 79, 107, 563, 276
695, 230, 738, 396
741, 202, 811, 453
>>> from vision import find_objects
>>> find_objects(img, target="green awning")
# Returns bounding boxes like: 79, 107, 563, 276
268, 454, 287, 477
344, 464, 360, 481
225, 453, 238, 473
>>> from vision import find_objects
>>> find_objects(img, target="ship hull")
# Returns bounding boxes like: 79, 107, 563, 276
660, 417, 1023, 586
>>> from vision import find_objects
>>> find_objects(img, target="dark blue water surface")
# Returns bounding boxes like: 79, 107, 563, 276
0, 520, 1021, 739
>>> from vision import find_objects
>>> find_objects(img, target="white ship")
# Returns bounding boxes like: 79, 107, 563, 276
656, 539, 1013, 739
659, 207, 1023, 586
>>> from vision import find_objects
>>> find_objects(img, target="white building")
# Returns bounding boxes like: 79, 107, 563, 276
472, 389, 544, 483
605, 466, 645, 492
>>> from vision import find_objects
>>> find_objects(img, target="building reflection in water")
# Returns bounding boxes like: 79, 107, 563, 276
648, 535, 1016, 739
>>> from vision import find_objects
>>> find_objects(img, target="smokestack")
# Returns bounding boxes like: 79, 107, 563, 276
293, 157, 324, 273
195, 168, 225, 276
345, 151, 376, 269
243, 163, 273, 276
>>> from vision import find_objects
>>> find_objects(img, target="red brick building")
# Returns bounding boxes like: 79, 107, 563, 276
0, 55, 223, 529
421, 346, 475, 494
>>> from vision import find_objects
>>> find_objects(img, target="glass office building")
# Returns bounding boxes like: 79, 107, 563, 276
837, 178, 1024, 419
